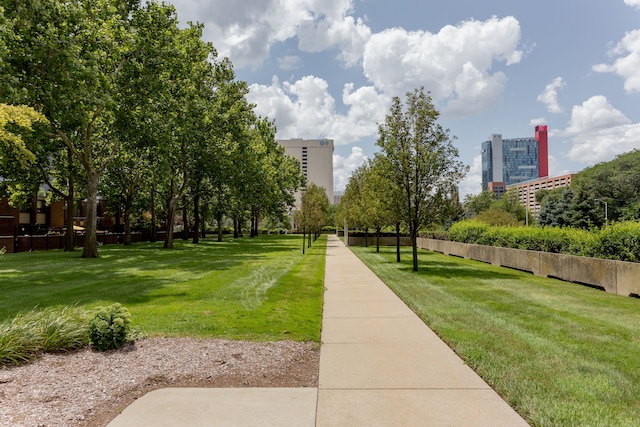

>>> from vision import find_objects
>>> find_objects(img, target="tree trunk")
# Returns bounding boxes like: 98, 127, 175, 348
254, 212, 259, 237
182, 196, 189, 241
64, 149, 75, 252
411, 220, 418, 272
150, 183, 157, 243
250, 210, 258, 238
396, 222, 401, 263
64, 180, 75, 252
164, 188, 179, 249
376, 227, 380, 253
123, 185, 134, 245
123, 204, 132, 246
164, 200, 176, 249
233, 216, 239, 238
365, 228, 368, 247
192, 194, 200, 244
216, 212, 223, 242
302, 231, 306, 254
82, 171, 99, 258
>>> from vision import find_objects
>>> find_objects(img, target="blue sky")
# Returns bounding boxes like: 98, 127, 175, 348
170, 0, 640, 197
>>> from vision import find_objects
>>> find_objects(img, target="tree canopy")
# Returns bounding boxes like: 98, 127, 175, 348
535, 150, 640, 228
369, 87, 467, 271
0, 1, 302, 256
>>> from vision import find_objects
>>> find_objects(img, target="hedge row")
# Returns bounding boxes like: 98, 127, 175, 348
446, 220, 640, 262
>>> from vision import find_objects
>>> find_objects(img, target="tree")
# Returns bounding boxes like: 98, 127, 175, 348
0, 104, 48, 166
492, 188, 527, 222
475, 208, 519, 226
338, 163, 368, 238
0, 104, 81, 252
377, 87, 467, 272
463, 191, 495, 218
122, 5, 216, 249
2, 0, 139, 257
296, 183, 329, 253
341, 157, 399, 252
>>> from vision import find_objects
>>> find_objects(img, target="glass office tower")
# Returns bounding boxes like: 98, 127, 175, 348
481, 125, 548, 193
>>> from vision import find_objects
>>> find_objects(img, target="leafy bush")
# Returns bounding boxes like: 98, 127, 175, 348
590, 221, 640, 262
448, 220, 489, 243
0, 306, 89, 366
447, 221, 610, 258
422, 230, 449, 240
88, 303, 132, 351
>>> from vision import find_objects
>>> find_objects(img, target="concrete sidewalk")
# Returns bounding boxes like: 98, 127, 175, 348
315, 235, 528, 426
108, 235, 529, 426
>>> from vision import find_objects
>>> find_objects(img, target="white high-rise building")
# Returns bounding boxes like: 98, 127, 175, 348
277, 138, 334, 205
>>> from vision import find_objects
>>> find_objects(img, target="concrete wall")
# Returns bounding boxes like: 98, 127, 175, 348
417, 238, 640, 297
347, 236, 412, 247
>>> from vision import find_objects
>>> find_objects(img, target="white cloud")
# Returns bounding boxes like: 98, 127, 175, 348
277, 55, 303, 70
593, 29, 640, 93
563, 96, 640, 163
170, 0, 370, 68
547, 155, 570, 178
362, 16, 523, 115
565, 95, 630, 134
537, 77, 566, 113
248, 76, 389, 144
625, 0, 640, 8
529, 117, 547, 127
333, 146, 369, 191
458, 154, 482, 198
297, 14, 372, 67
171, 2, 523, 118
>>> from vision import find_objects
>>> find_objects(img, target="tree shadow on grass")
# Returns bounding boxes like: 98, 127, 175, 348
364, 246, 523, 282
0, 235, 313, 320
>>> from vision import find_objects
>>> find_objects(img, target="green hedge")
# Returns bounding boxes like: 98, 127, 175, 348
446, 221, 640, 262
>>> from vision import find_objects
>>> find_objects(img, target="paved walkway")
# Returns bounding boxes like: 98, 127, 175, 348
108, 235, 529, 426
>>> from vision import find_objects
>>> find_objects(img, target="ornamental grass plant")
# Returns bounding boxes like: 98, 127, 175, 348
0, 306, 89, 365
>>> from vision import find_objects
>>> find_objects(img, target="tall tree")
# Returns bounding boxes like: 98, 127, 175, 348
377, 87, 467, 271
296, 183, 329, 253
362, 157, 399, 253
120, 4, 216, 249
463, 190, 495, 218
1, 0, 139, 257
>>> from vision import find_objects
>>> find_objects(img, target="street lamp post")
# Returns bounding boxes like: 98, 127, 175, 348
344, 201, 349, 247
595, 198, 608, 227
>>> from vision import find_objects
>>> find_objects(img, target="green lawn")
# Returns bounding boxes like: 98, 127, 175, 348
0, 234, 326, 342
351, 245, 640, 427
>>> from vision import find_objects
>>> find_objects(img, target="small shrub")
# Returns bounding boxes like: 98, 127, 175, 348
88, 303, 132, 351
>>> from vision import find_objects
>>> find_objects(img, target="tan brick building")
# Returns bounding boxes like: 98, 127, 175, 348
278, 138, 334, 206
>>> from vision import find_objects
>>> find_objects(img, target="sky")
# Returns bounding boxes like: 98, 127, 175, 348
168, 0, 640, 198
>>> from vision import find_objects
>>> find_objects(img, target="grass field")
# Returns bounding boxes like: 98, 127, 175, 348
0, 234, 326, 342
351, 245, 640, 427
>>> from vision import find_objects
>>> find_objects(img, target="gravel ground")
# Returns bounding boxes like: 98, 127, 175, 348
0, 337, 320, 427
